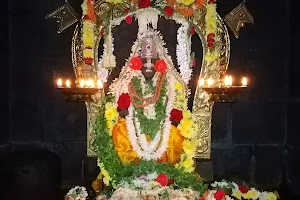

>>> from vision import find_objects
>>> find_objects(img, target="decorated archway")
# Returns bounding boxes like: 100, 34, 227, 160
71, 0, 230, 159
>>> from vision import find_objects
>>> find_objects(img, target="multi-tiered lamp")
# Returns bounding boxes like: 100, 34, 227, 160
199, 65, 248, 103
55, 65, 104, 102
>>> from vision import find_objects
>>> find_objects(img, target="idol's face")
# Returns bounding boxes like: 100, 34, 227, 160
141, 58, 157, 79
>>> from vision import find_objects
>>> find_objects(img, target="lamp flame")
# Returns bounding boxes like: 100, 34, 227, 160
242, 77, 247, 86
66, 80, 71, 88
57, 79, 62, 87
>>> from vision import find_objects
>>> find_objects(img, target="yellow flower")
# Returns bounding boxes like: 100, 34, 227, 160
183, 110, 192, 119
242, 188, 260, 199
176, 0, 195, 6
174, 82, 183, 91
182, 140, 196, 156
81, 0, 88, 15
105, 0, 122, 4
105, 108, 118, 121
183, 157, 194, 169
204, 51, 218, 62
83, 49, 94, 58
97, 162, 111, 186
267, 192, 277, 200
101, 168, 111, 186
178, 124, 193, 138
232, 190, 242, 200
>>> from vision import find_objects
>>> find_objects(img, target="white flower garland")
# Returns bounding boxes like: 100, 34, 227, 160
125, 74, 175, 160
176, 25, 193, 84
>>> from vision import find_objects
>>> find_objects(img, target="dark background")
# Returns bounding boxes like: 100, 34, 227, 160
1, 0, 300, 198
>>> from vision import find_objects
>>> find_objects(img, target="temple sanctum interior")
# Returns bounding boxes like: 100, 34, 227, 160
1, 0, 300, 200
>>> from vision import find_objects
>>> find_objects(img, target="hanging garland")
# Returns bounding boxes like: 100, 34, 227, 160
81, 0, 96, 65
204, 0, 218, 62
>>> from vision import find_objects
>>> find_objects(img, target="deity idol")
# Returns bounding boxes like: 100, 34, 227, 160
106, 29, 197, 168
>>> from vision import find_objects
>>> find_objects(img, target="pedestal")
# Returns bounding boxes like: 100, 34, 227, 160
195, 159, 214, 181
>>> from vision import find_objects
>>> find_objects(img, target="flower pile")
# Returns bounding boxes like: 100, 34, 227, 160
65, 186, 88, 200
199, 180, 279, 200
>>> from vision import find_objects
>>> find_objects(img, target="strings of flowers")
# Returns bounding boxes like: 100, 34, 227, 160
171, 81, 198, 173
81, 0, 96, 65
204, 0, 218, 62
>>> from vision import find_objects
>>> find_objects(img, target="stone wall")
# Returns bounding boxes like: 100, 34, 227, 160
1, 0, 299, 195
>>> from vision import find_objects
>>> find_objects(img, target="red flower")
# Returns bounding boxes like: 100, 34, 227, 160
164, 6, 174, 17
189, 27, 195, 35
239, 185, 249, 194
208, 0, 216, 3
123, 8, 130, 13
208, 42, 214, 48
214, 190, 225, 200
169, 109, 183, 123
192, 58, 196, 67
207, 33, 215, 39
129, 57, 143, 70
84, 58, 93, 65
100, 28, 104, 36
125, 16, 133, 24
117, 93, 131, 109
156, 173, 168, 186
154, 59, 167, 72
138, 0, 150, 8
198, 198, 206, 200
167, 179, 174, 185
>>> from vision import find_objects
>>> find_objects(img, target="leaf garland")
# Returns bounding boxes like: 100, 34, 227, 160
92, 98, 208, 196
131, 76, 168, 140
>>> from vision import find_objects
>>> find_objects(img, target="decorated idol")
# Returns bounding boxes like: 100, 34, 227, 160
91, 29, 206, 198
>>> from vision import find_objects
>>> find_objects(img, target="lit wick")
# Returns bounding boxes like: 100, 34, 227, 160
79, 79, 85, 88
66, 80, 71, 88
198, 78, 205, 87
57, 79, 62, 88
207, 78, 214, 87
242, 77, 247, 87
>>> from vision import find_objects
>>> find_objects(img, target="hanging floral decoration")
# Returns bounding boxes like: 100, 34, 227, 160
81, 0, 96, 65
204, 0, 218, 62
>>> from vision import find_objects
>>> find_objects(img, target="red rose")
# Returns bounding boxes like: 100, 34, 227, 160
169, 108, 183, 123
239, 185, 249, 194
208, 43, 214, 47
198, 198, 206, 200
189, 27, 195, 35
138, 0, 150, 8
125, 16, 133, 24
214, 190, 225, 200
167, 179, 174, 185
117, 93, 131, 109
129, 57, 143, 70
84, 57, 93, 65
155, 173, 168, 186
154, 59, 167, 72
123, 8, 130, 13
164, 6, 174, 17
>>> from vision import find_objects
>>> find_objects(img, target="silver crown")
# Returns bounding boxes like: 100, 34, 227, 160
140, 32, 158, 59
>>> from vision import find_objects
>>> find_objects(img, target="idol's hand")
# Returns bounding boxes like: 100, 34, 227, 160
117, 108, 129, 118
